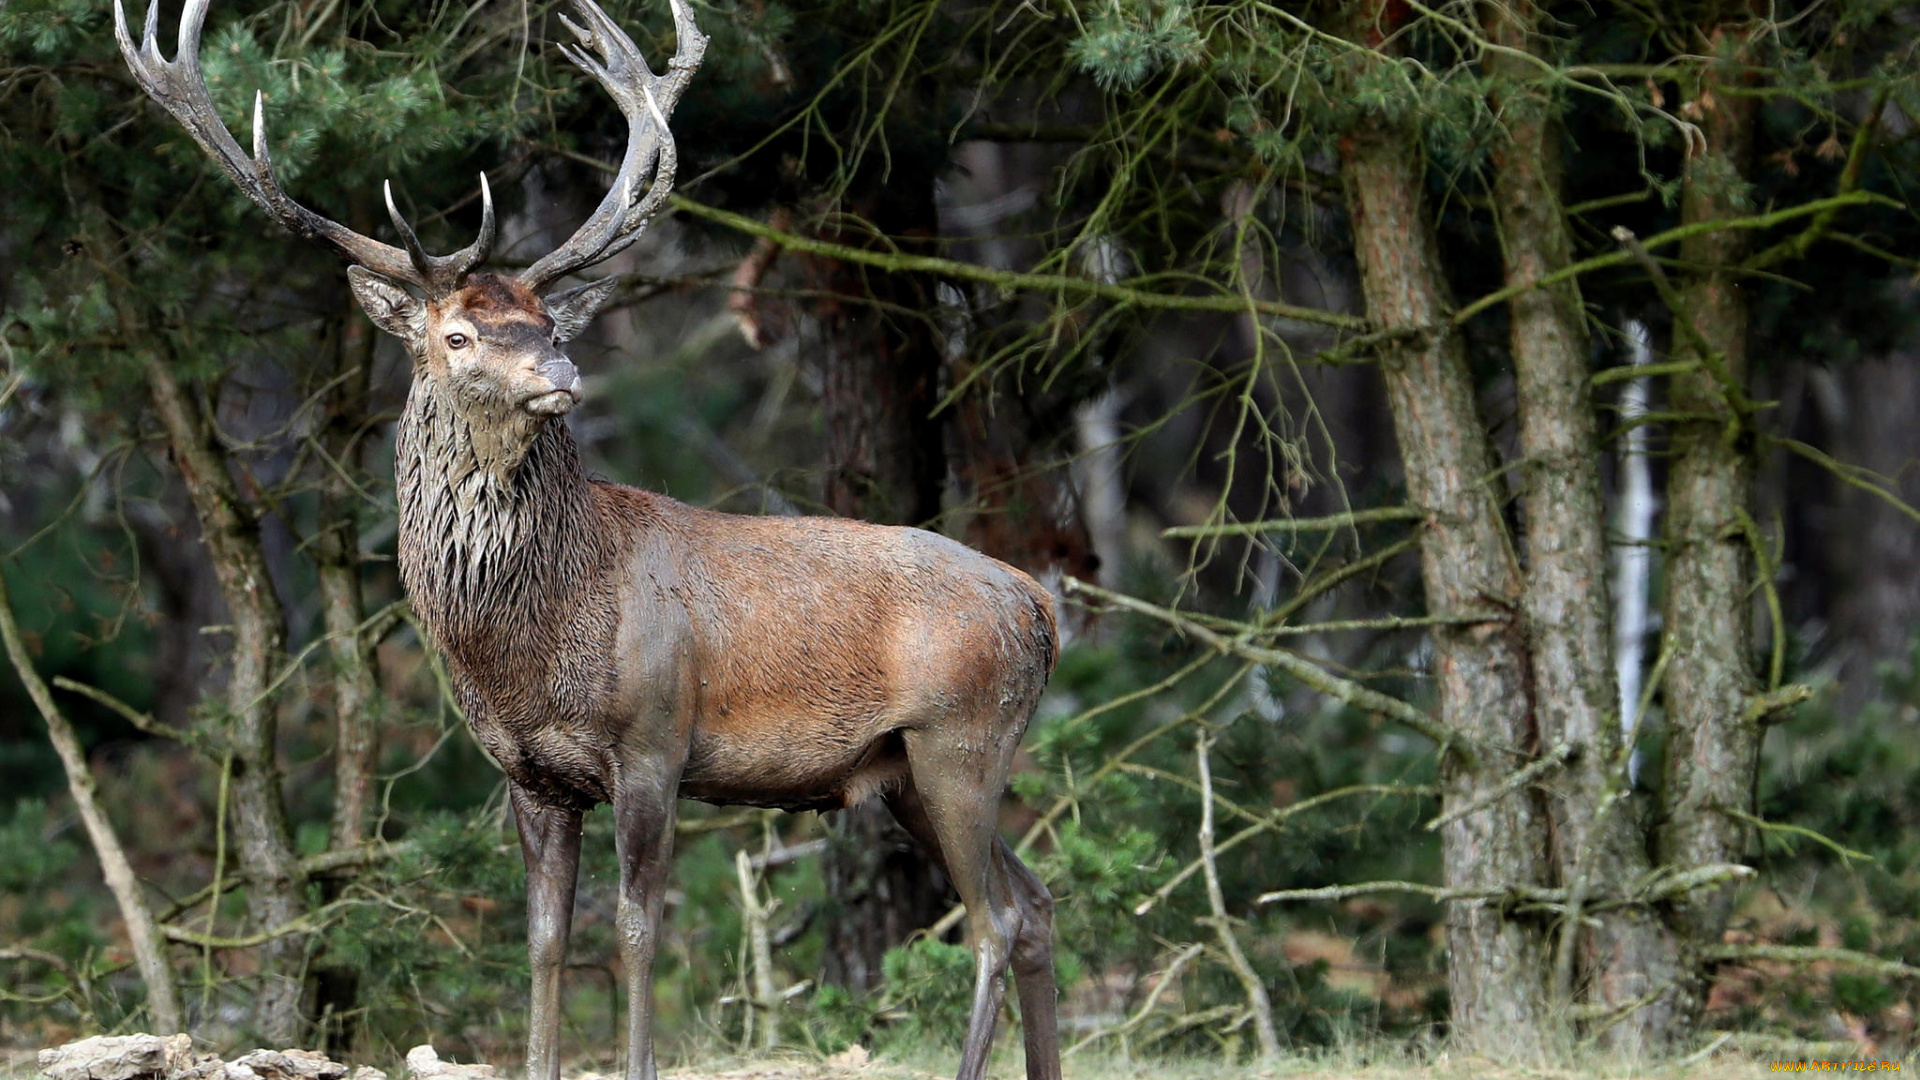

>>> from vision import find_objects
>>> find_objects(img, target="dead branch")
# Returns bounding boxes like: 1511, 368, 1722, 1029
729, 206, 791, 348
161, 898, 358, 949
673, 195, 1371, 330
159, 841, 420, 924
51, 675, 195, 745
1718, 805, 1871, 864
1133, 782, 1435, 916
1425, 741, 1574, 832
1063, 576, 1472, 763
1064, 942, 1205, 1056
1161, 505, 1424, 539
1256, 880, 1564, 908
1194, 731, 1280, 1059
0, 565, 182, 1033
1745, 682, 1814, 722
1701, 944, 1920, 980
733, 849, 781, 1050
925, 655, 1246, 940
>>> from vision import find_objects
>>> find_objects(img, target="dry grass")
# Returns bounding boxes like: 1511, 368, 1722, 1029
651, 1048, 1813, 1080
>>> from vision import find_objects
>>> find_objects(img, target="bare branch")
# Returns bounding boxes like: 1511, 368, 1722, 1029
0, 566, 182, 1033
1194, 732, 1279, 1060
1701, 944, 1920, 981
1161, 505, 1424, 539
670, 195, 1371, 331
1064, 943, 1205, 1056
1062, 576, 1473, 761
51, 676, 195, 745
1425, 741, 1575, 832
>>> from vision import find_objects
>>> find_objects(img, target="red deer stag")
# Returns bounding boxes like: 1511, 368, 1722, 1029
115, 3, 1061, 1079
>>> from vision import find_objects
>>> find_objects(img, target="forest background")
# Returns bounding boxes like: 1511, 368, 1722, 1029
3, 0, 1920, 1072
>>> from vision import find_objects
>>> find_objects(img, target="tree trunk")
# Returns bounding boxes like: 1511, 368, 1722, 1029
1657, 22, 1762, 1028
1485, 2, 1682, 1050
808, 181, 953, 991
940, 141, 1099, 588
144, 352, 308, 1045
1826, 356, 1920, 693
311, 293, 384, 1053
813, 191, 946, 530
952, 375, 1097, 586
1338, 3, 1553, 1055
320, 302, 382, 853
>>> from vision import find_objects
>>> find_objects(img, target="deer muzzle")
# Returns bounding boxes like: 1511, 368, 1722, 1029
527, 356, 581, 416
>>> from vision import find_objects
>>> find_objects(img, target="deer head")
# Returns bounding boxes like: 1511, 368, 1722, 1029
116, 0, 706, 457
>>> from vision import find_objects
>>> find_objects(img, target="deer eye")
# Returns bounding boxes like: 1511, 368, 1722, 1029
446, 332, 471, 349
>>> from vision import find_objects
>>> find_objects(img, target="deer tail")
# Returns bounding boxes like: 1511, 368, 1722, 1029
1029, 583, 1060, 677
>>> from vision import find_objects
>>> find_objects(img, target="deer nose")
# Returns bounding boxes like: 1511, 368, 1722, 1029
536, 356, 580, 397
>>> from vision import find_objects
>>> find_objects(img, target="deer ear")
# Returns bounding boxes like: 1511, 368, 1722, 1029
347, 266, 428, 350
545, 275, 621, 343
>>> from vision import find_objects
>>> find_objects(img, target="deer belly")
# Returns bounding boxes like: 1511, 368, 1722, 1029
678, 727, 907, 813
469, 714, 613, 809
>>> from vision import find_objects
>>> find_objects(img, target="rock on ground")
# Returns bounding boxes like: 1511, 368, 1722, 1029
33, 1039, 916, 1080
399, 1048, 490, 1080
38, 1039, 401, 1080
38, 1036, 209, 1080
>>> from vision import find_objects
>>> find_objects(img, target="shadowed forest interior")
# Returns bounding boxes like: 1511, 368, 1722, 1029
5, 0, 1920, 1071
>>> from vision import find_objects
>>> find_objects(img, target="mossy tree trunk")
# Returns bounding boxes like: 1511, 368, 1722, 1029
1484, 1, 1683, 1051
1657, 16, 1763, 1029
1339, 2, 1553, 1053
311, 272, 386, 1053
319, 265, 384, 857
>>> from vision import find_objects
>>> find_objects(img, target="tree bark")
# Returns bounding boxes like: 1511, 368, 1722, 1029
1657, 20, 1762, 1028
1338, 3, 1553, 1055
812, 190, 946, 530
310, 294, 384, 1054
144, 352, 308, 1045
0, 566, 184, 1035
808, 182, 953, 991
952, 376, 1097, 585
940, 142, 1099, 587
319, 301, 382, 854
1484, 2, 1682, 1050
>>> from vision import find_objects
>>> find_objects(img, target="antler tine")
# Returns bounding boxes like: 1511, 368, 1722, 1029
114, 0, 494, 296
519, 0, 708, 293
383, 175, 498, 295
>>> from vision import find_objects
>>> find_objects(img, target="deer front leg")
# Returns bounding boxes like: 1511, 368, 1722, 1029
612, 765, 680, 1080
513, 785, 584, 1080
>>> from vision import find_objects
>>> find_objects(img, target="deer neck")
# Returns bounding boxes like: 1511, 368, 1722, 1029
395, 378, 592, 641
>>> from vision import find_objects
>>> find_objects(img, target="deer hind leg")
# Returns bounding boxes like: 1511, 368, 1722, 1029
997, 837, 1060, 1080
892, 727, 1029, 1080
512, 785, 583, 1080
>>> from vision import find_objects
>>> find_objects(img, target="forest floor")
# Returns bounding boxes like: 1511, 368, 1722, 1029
636, 1051, 1801, 1080
0, 1043, 1835, 1080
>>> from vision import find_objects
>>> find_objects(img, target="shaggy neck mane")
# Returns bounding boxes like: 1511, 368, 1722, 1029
395, 377, 596, 644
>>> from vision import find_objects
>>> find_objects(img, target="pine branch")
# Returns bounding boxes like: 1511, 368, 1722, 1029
669, 195, 1370, 330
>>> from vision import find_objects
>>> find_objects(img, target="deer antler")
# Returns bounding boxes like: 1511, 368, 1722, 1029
113, 0, 494, 296
518, 0, 708, 293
